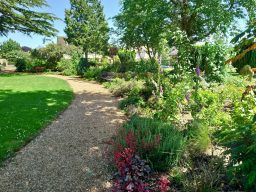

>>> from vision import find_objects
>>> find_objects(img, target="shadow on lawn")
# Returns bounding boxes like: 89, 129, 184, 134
0, 89, 73, 163
0, 82, 125, 191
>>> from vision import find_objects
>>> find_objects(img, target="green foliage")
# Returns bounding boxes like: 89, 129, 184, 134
57, 47, 83, 76
0, 0, 58, 36
187, 121, 211, 155
130, 60, 158, 74
154, 76, 194, 122
119, 95, 145, 110
105, 78, 145, 97
0, 39, 27, 64
115, 0, 169, 59
0, 39, 21, 55
117, 49, 136, 72
15, 58, 29, 72
239, 65, 254, 81
170, 30, 193, 80
168, 0, 255, 42
114, 116, 186, 171
32, 44, 82, 71
65, 0, 109, 56
217, 93, 256, 190
29, 59, 46, 73
191, 42, 227, 82
57, 58, 76, 76
83, 66, 106, 80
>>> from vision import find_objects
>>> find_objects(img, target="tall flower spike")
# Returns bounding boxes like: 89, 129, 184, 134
195, 65, 200, 77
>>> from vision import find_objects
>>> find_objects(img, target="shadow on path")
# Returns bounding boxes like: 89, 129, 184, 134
0, 75, 126, 192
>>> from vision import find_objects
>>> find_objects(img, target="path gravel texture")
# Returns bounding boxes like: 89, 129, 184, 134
0, 75, 126, 192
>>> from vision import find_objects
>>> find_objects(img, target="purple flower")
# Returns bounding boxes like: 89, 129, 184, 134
195, 65, 200, 77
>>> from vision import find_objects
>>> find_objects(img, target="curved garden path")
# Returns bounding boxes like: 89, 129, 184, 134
0, 75, 126, 192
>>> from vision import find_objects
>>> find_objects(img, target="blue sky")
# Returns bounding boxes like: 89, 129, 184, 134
0, 0, 121, 48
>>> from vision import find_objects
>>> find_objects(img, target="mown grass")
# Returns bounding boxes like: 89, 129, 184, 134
0, 74, 73, 162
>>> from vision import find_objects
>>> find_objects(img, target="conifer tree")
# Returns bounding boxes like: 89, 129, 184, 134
65, 0, 109, 58
0, 0, 57, 36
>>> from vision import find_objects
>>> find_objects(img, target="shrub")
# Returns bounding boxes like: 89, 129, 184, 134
119, 95, 145, 110
84, 66, 106, 80
0, 39, 22, 64
131, 60, 158, 74
239, 64, 254, 81
15, 58, 31, 72
57, 58, 76, 76
154, 77, 194, 122
57, 52, 83, 76
113, 117, 186, 171
32, 44, 82, 70
117, 49, 136, 72
112, 55, 121, 72
26, 59, 46, 73
109, 127, 171, 192
105, 78, 145, 97
191, 42, 227, 82
217, 92, 256, 190
187, 121, 211, 155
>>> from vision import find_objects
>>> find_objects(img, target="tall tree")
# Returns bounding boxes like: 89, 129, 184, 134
65, 0, 109, 58
116, 0, 256, 46
0, 0, 58, 36
115, 0, 169, 59
168, 0, 256, 42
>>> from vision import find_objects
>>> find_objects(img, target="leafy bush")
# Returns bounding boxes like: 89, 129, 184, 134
154, 76, 194, 122
217, 92, 256, 190
191, 42, 227, 82
29, 59, 46, 73
32, 44, 82, 70
0, 39, 22, 64
130, 60, 158, 74
15, 58, 31, 72
84, 66, 106, 80
109, 126, 171, 192
113, 117, 186, 171
119, 95, 145, 110
105, 78, 145, 97
57, 49, 83, 76
117, 49, 136, 72
239, 64, 254, 81
187, 121, 211, 155
57, 58, 76, 76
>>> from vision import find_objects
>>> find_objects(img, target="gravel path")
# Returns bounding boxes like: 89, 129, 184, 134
0, 75, 126, 192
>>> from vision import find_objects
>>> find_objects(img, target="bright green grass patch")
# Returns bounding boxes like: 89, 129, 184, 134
0, 74, 73, 162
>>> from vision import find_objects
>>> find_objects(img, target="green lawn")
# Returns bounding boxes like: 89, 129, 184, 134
0, 74, 73, 162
